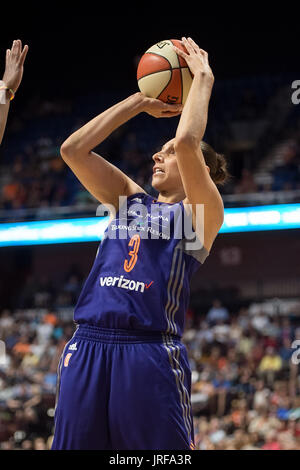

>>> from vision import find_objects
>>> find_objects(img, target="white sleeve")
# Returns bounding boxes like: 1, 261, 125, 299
0, 81, 7, 104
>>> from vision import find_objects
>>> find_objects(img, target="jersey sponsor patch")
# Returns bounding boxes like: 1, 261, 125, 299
99, 275, 153, 293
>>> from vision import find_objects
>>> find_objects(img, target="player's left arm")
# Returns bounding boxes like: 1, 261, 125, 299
173, 37, 224, 253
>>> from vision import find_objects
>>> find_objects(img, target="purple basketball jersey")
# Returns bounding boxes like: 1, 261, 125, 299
74, 192, 209, 337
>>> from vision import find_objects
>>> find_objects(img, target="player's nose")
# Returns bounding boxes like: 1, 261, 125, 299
152, 152, 164, 163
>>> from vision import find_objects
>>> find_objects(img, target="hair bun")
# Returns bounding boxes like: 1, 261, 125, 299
214, 153, 230, 185
200, 141, 231, 186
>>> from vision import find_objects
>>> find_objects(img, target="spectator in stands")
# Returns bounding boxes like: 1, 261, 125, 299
258, 346, 283, 386
206, 299, 229, 326
251, 310, 270, 334
261, 429, 281, 450
279, 337, 294, 363
253, 379, 271, 410
280, 317, 294, 343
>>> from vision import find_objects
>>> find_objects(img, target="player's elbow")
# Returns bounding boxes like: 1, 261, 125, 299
175, 134, 199, 152
60, 137, 81, 161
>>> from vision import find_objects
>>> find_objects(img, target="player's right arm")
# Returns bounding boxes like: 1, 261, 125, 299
61, 92, 181, 211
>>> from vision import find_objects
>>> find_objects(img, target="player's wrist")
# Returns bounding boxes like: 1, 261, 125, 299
193, 69, 214, 87
0, 80, 15, 103
127, 92, 148, 115
132, 92, 147, 111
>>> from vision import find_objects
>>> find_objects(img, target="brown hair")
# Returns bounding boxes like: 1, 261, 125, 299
200, 141, 231, 186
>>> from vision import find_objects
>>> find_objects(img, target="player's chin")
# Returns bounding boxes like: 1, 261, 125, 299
152, 174, 166, 191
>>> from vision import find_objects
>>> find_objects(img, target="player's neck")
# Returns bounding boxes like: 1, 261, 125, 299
156, 189, 185, 204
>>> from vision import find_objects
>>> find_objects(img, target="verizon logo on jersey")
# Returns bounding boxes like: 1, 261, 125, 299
99, 275, 153, 293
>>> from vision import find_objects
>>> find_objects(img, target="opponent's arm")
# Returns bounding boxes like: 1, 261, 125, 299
0, 40, 28, 145
61, 92, 181, 210
173, 37, 224, 252
0, 95, 10, 146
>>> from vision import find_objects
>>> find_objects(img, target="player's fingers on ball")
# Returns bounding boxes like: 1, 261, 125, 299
199, 48, 208, 57
161, 106, 176, 113
181, 36, 193, 53
162, 111, 181, 117
165, 105, 182, 113
173, 45, 186, 58
164, 104, 182, 113
6, 49, 10, 61
181, 36, 188, 43
165, 102, 182, 109
181, 36, 191, 49
200, 49, 209, 64
188, 37, 200, 52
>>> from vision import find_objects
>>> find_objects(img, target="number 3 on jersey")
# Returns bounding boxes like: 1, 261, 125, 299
124, 234, 141, 273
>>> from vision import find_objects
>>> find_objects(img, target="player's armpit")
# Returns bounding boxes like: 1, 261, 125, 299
60, 145, 145, 211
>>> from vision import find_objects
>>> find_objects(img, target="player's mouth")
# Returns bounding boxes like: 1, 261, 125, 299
153, 166, 165, 175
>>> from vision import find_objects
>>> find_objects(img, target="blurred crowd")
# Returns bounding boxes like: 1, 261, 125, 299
184, 300, 300, 450
234, 137, 300, 195
0, 307, 72, 450
1, 76, 300, 217
0, 294, 299, 450
1, 121, 300, 215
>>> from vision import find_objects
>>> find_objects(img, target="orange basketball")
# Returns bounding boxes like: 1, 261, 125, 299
137, 39, 193, 105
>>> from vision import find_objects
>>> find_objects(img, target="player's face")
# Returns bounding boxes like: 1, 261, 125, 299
151, 139, 184, 193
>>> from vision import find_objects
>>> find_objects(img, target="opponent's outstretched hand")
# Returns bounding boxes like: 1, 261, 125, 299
2, 39, 29, 94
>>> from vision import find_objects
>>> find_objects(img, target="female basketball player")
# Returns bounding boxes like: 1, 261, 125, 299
52, 37, 229, 450
0, 40, 28, 145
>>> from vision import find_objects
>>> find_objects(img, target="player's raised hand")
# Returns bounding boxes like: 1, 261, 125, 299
138, 93, 183, 118
2, 39, 29, 95
173, 37, 214, 84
